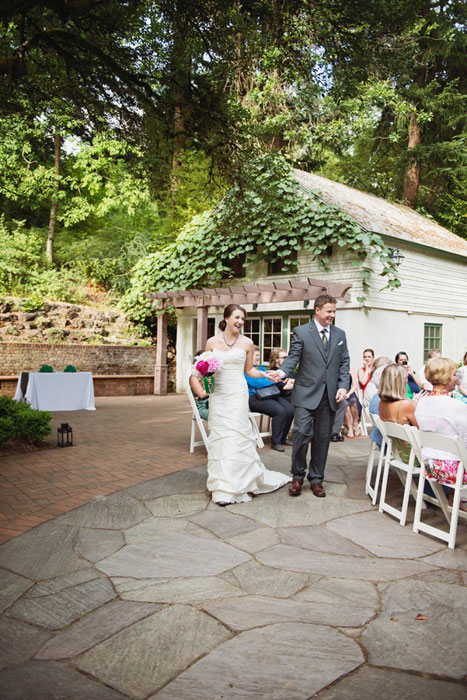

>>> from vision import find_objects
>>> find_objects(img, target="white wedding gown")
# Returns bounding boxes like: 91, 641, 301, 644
207, 347, 291, 504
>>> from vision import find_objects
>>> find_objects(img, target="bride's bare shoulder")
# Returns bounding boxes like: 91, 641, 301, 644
240, 336, 254, 349
206, 334, 222, 350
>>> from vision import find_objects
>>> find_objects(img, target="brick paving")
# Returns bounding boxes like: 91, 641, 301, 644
0, 395, 207, 544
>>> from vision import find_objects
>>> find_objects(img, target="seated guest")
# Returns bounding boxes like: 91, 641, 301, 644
453, 352, 467, 405
246, 347, 294, 452
378, 364, 418, 462
395, 351, 422, 396
415, 357, 467, 510
418, 348, 441, 391
189, 351, 209, 421
364, 356, 391, 407
368, 362, 391, 448
343, 366, 362, 438
269, 347, 295, 400
379, 364, 418, 426
357, 348, 374, 399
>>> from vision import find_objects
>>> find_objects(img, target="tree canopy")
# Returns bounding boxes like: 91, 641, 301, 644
0, 0, 465, 332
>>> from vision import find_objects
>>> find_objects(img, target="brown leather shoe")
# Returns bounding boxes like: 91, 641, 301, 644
311, 482, 326, 498
289, 478, 303, 497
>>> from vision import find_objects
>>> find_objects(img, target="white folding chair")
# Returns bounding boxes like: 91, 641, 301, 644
409, 428, 467, 549
377, 420, 421, 526
365, 413, 386, 505
357, 389, 371, 437
187, 383, 266, 452
187, 383, 209, 453
248, 413, 266, 448
249, 412, 272, 444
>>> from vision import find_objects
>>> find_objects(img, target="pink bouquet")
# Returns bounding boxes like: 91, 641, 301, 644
192, 351, 223, 393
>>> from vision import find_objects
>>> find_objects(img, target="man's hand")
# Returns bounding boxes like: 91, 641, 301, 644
266, 370, 281, 382
335, 388, 347, 403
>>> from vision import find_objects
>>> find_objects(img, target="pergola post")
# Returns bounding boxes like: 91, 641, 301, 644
196, 305, 208, 352
154, 312, 168, 395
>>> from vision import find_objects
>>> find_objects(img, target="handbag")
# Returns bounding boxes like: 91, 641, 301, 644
255, 384, 280, 400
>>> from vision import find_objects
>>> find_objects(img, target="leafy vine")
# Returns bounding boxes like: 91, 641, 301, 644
122, 154, 400, 326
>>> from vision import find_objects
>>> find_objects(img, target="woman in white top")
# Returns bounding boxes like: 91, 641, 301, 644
415, 357, 467, 509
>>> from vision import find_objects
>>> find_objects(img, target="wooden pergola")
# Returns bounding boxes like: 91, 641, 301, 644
148, 277, 352, 394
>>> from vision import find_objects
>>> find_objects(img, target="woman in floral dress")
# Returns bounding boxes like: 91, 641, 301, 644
415, 357, 467, 510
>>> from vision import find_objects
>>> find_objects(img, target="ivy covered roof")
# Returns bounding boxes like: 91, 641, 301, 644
294, 170, 467, 259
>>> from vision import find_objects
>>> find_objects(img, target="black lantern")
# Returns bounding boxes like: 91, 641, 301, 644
389, 247, 404, 268
57, 423, 73, 447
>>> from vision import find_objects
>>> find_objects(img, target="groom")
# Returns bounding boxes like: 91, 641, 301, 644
267, 294, 350, 497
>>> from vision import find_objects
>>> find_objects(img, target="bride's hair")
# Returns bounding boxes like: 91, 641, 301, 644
219, 303, 246, 331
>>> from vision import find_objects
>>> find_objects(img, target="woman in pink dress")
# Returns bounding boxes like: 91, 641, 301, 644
357, 348, 374, 399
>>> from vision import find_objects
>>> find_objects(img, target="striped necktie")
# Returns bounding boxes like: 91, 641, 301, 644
321, 328, 328, 349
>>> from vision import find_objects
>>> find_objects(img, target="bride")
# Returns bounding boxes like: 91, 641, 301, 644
205, 304, 291, 506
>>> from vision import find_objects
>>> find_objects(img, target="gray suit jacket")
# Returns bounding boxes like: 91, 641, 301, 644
280, 322, 350, 411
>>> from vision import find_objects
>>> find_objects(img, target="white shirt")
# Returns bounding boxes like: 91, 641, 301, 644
418, 364, 433, 391
415, 395, 467, 461
314, 319, 330, 345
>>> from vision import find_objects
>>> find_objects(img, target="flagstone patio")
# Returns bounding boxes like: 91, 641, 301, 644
0, 396, 466, 698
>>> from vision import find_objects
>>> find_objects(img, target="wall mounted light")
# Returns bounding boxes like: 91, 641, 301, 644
252, 303, 258, 310
389, 247, 404, 268
303, 299, 310, 308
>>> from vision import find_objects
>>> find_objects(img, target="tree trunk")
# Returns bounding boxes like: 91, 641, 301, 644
46, 132, 61, 263
403, 110, 422, 207
425, 172, 443, 210
171, 94, 185, 193
170, 7, 189, 194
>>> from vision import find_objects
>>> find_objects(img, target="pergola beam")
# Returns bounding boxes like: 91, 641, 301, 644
148, 278, 351, 310
148, 278, 352, 394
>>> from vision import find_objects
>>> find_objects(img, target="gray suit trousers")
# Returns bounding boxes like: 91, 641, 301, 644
291, 392, 335, 483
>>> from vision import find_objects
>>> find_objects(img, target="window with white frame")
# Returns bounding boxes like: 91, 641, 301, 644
243, 317, 261, 349
288, 316, 310, 349
424, 323, 442, 361
262, 317, 282, 362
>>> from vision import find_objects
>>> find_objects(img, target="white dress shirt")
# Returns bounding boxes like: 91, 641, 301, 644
278, 321, 330, 378
314, 319, 330, 345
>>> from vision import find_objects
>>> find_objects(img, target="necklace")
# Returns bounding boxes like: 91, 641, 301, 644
429, 388, 447, 396
223, 331, 239, 348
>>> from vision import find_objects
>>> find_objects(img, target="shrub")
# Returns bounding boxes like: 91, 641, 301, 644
0, 415, 15, 445
15, 294, 45, 312
0, 396, 51, 447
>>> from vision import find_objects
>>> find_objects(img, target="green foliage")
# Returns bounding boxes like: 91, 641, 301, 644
31, 268, 88, 305
123, 154, 400, 325
59, 133, 154, 227
0, 217, 88, 303
0, 218, 44, 293
15, 295, 45, 313
0, 115, 56, 213
0, 396, 51, 447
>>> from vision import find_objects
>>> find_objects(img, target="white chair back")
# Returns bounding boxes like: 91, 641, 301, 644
365, 412, 386, 505
407, 426, 467, 549
187, 381, 209, 453
377, 420, 419, 526
357, 389, 371, 436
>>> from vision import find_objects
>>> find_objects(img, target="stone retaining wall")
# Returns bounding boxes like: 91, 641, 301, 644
0, 342, 156, 376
